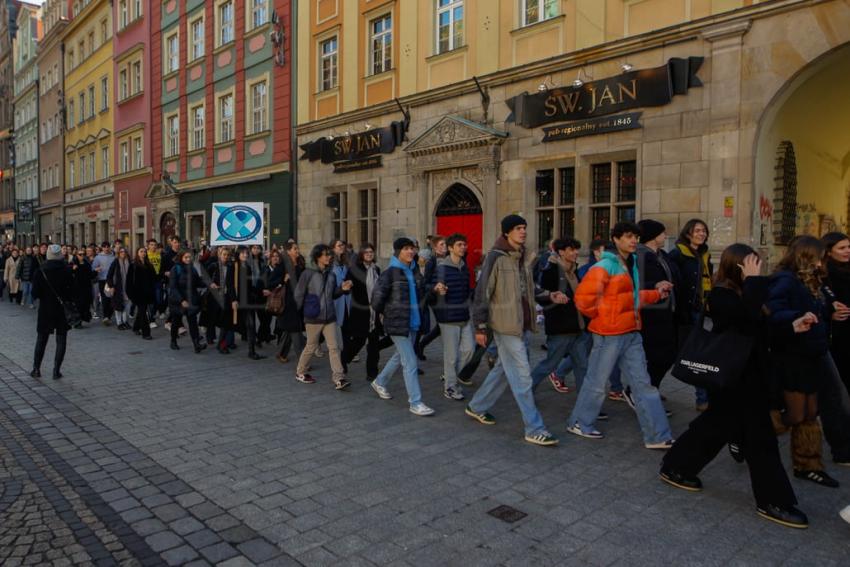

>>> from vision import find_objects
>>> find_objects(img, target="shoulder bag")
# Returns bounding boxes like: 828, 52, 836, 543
40, 268, 81, 328
266, 286, 285, 316
671, 311, 753, 390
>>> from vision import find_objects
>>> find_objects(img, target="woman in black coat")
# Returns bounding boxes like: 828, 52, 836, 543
169, 249, 206, 352
823, 232, 850, 396
661, 244, 805, 529
107, 247, 132, 330
127, 247, 157, 340
228, 246, 265, 360
69, 249, 94, 325
205, 248, 235, 354
30, 245, 73, 379
276, 242, 306, 362
341, 244, 389, 380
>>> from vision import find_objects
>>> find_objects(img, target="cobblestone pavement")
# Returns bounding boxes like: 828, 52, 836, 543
0, 299, 849, 566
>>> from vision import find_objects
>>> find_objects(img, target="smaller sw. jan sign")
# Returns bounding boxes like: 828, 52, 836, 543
211, 202, 265, 246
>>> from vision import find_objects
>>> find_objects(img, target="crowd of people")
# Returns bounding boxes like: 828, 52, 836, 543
3, 213, 850, 530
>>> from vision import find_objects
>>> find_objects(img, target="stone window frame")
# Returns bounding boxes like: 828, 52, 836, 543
189, 102, 206, 151
245, 73, 270, 136
163, 27, 180, 75
588, 158, 638, 241
119, 139, 130, 173
101, 145, 110, 179
187, 11, 205, 63
164, 109, 180, 158
534, 163, 576, 247
521, 0, 558, 27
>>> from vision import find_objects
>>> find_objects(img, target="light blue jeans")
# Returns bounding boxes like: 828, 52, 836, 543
532, 332, 590, 390
21, 281, 33, 306
375, 332, 422, 406
555, 350, 620, 392
469, 331, 548, 437
439, 322, 474, 390
568, 332, 672, 444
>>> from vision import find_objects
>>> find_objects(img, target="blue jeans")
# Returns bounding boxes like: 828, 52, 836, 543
568, 332, 672, 444
439, 322, 474, 390
375, 333, 422, 406
21, 281, 33, 306
469, 332, 548, 437
532, 333, 590, 391
556, 352, 621, 392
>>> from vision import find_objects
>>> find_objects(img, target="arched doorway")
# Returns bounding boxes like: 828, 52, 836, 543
435, 183, 483, 284
159, 212, 177, 241
754, 43, 850, 251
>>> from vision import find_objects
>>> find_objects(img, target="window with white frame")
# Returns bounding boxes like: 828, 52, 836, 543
101, 146, 109, 178
166, 114, 179, 157
88, 85, 95, 117
330, 190, 347, 241
119, 0, 128, 28
370, 14, 392, 75
165, 30, 179, 73
68, 159, 75, 187
319, 36, 338, 91
79, 155, 87, 184
101, 76, 108, 110
133, 0, 142, 20
217, 93, 233, 143
190, 104, 205, 150
248, 79, 267, 134
88, 152, 95, 182
436, 0, 463, 54
522, 0, 558, 26
218, 1, 234, 46
120, 141, 129, 173
189, 15, 204, 61
249, 0, 267, 30
133, 136, 142, 169
67, 101, 74, 128
132, 61, 141, 95
119, 70, 128, 99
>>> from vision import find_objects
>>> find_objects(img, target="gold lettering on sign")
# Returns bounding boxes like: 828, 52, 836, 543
618, 79, 637, 103
544, 91, 581, 117
355, 132, 381, 153
589, 79, 639, 114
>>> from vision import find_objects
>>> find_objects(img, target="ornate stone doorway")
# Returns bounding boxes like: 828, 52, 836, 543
435, 183, 484, 282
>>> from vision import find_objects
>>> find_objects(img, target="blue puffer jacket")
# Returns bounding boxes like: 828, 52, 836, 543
765, 269, 830, 358
429, 256, 471, 324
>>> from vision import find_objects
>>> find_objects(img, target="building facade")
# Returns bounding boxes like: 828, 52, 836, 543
62, 0, 114, 246
295, 0, 850, 267
148, 0, 293, 248
0, 1, 18, 242
12, 2, 40, 246
35, 0, 68, 246
112, 0, 152, 250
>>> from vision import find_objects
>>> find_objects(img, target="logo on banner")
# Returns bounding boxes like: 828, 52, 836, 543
211, 203, 264, 245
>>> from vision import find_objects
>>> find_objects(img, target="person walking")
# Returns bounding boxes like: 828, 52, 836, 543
91, 242, 115, 325
30, 244, 73, 379
465, 215, 558, 445
567, 221, 675, 449
669, 218, 713, 411
127, 247, 157, 340
4, 249, 20, 304
276, 242, 306, 363
229, 246, 267, 360
107, 247, 132, 330
340, 244, 388, 380
69, 249, 93, 327
169, 249, 206, 353
250, 245, 273, 346
416, 236, 447, 360
293, 244, 352, 389
16, 246, 37, 308
823, 232, 850, 396
660, 244, 806, 529
370, 237, 433, 415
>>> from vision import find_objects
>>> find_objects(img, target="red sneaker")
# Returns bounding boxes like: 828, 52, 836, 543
295, 373, 316, 384
548, 373, 572, 394
608, 391, 626, 402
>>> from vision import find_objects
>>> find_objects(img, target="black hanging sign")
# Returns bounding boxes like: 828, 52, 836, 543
333, 156, 382, 173
542, 112, 642, 142
506, 57, 703, 129
299, 118, 409, 164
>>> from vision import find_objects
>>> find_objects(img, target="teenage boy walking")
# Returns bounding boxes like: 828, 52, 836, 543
466, 215, 558, 446
567, 222, 676, 449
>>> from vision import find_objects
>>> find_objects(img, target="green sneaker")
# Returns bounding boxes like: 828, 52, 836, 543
465, 406, 496, 425
524, 432, 559, 447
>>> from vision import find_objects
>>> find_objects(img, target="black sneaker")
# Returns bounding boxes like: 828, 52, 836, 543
793, 469, 840, 488
728, 443, 745, 463
335, 378, 351, 391
465, 406, 496, 425
597, 412, 609, 421
457, 375, 473, 386
660, 468, 703, 492
756, 504, 808, 529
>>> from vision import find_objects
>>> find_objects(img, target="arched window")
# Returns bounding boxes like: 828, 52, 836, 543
773, 141, 797, 246
435, 183, 482, 216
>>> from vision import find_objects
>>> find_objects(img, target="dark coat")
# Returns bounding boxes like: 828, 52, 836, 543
669, 243, 713, 324
765, 270, 830, 358
638, 245, 679, 367
106, 259, 130, 311
371, 264, 425, 336
169, 262, 204, 309
343, 262, 381, 338
16, 254, 37, 282
126, 262, 157, 306
535, 261, 584, 335
277, 263, 305, 333
825, 260, 850, 383
203, 260, 233, 328
31, 260, 73, 334
429, 257, 472, 324
70, 258, 94, 320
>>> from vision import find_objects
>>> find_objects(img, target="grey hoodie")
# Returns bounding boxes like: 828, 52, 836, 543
294, 262, 347, 324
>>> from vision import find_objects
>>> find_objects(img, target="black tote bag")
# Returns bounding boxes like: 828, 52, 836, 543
671, 312, 753, 390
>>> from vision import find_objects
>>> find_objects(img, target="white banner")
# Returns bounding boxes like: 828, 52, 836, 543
210, 202, 265, 245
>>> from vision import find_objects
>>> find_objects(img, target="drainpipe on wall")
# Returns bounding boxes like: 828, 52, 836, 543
59, 41, 66, 244
289, 0, 298, 240
34, 78, 40, 241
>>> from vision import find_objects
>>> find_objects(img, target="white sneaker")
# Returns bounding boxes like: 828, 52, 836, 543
370, 381, 392, 400
178, 326, 188, 336
443, 386, 464, 401
352, 355, 361, 363
840, 505, 850, 525
409, 403, 435, 416
164, 322, 172, 331
149, 322, 158, 329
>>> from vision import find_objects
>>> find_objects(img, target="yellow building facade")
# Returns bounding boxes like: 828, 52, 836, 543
296, 0, 850, 265
63, 0, 115, 245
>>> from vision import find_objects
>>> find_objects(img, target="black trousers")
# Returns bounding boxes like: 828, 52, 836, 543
341, 328, 391, 379
33, 331, 67, 373
171, 307, 199, 343
818, 354, 850, 462
98, 281, 114, 319
257, 310, 273, 343
278, 331, 305, 359
133, 302, 151, 337
662, 386, 796, 509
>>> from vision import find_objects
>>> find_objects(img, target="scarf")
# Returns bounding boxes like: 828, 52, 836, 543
676, 243, 712, 299
148, 250, 161, 274
389, 255, 420, 332
365, 263, 379, 331
118, 258, 129, 300
332, 260, 351, 323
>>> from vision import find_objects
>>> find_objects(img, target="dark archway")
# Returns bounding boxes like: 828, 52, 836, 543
435, 183, 483, 284
160, 212, 177, 240
435, 183, 483, 216
773, 141, 797, 246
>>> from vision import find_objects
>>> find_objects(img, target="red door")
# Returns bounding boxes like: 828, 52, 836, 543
436, 213, 483, 288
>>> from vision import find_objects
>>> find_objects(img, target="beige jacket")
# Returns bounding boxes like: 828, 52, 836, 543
472, 236, 537, 336
4, 256, 20, 294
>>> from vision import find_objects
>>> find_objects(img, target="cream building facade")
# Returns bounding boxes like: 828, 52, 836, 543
295, 0, 850, 266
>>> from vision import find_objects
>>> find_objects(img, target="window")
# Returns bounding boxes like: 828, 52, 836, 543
535, 167, 575, 246
370, 14, 392, 75
132, 61, 142, 95
100, 19, 108, 44
190, 104, 205, 150
119, 0, 128, 27
165, 30, 179, 73
78, 92, 85, 122
522, 0, 558, 26
89, 31, 95, 54
217, 93, 233, 142
436, 0, 463, 54
189, 15, 204, 61
133, 0, 142, 20
119, 69, 128, 100
101, 77, 109, 110
88, 85, 95, 118
68, 49, 75, 69
331, 191, 347, 241
102, 146, 109, 178
358, 188, 378, 244
79, 155, 87, 184
67, 101, 75, 128
249, 0, 267, 30
133, 137, 142, 169
590, 160, 636, 240
248, 79, 267, 134
218, 1, 234, 46
120, 141, 129, 173
88, 151, 95, 182
319, 37, 338, 91
166, 114, 179, 157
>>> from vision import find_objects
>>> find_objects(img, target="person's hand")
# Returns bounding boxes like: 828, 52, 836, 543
832, 302, 850, 321
95, 266, 102, 272
550, 291, 568, 304
262, 289, 271, 297
284, 274, 290, 283
656, 280, 673, 298
793, 312, 818, 333
738, 253, 762, 279
181, 300, 189, 309
548, 254, 558, 264
434, 282, 447, 295
209, 283, 219, 289
164, 271, 170, 278
341, 280, 353, 291
232, 301, 238, 310
475, 330, 487, 348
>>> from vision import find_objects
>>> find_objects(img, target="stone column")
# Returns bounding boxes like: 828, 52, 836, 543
480, 143, 502, 244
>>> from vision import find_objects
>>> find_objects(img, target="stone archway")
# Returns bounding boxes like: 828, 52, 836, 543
159, 212, 177, 240
434, 182, 484, 279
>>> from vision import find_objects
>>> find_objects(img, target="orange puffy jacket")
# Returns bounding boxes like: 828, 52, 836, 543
574, 251, 661, 335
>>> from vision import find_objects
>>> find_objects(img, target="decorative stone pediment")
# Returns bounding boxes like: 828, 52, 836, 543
405, 115, 508, 157
145, 180, 178, 200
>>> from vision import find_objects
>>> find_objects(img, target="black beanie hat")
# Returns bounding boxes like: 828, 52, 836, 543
637, 219, 665, 244
501, 214, 527, 236
393, 237, 415, 256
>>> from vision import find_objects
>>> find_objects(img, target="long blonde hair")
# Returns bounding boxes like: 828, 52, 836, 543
776, 235, 826, 297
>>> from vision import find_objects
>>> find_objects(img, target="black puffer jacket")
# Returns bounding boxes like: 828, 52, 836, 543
126, 261, 157, 305
371, 261, 425, 337
169, 263, 204, 309
535, 261, 584, 335
16, 254, 37, 282
31, 260, 73, 334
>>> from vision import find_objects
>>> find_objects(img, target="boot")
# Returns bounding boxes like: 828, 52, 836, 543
248, 343, 265, 360
170, 340, 180, 350
218, 339, 230, 354
32, 333, 48, 378
53, 334, 67, 380
194, 340, 206, 354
